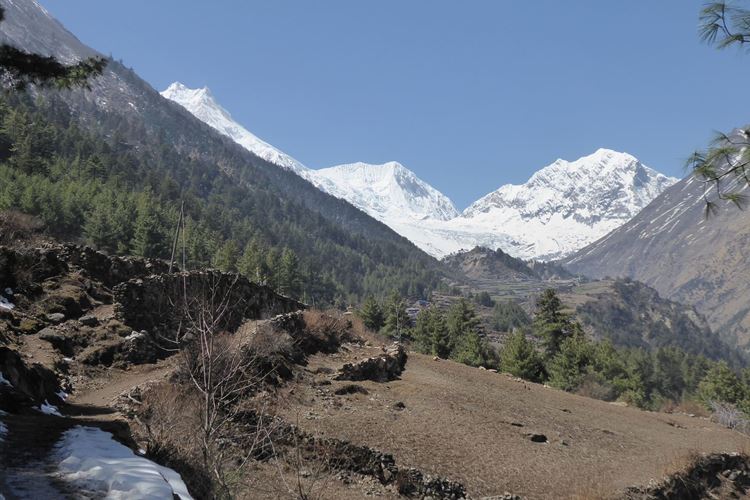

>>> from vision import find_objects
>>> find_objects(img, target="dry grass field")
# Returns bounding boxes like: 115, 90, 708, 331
277, 349, 749, 499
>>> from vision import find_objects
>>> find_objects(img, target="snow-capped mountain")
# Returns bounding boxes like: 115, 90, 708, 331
452, 149, 678, 260
161, 83, 460, 224
161, 83, 677, 261
313, 162, 459, 222
161, 82, 309, 175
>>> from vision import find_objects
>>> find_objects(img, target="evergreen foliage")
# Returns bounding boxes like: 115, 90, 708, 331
499, 330, 544, 382
0, 92, 440, 305
382, 290, 410, 340
359, 296, 385, 332
533, 289, 582, 358
491, 300, 531, 332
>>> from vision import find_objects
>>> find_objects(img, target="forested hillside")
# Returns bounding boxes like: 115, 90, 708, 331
0, 89, 443, 305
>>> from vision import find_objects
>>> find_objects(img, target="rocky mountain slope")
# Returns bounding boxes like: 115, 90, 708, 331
442, 248, 737, 362
163, 83, 676, 261
563, 162, 750, 354
559, 279, 742, 363
160, 82, 308, 175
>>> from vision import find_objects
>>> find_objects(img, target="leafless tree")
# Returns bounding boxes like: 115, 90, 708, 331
167, 272, 275, 497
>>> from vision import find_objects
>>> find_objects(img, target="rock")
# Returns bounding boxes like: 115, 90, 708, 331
38, 327, 71, 352
393, 401, 406, 410
525, 433, 548, 443
79, 315, 99, 327
46, 312, 65, 323
335, 343, 407, 383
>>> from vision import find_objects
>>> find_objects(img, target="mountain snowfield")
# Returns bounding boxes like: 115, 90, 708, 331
162, 82, 678, 261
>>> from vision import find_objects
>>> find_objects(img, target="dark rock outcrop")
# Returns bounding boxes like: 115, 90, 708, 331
0, 346, 62, 409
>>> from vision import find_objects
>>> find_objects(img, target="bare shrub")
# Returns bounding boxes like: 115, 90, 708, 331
138, 383, 214, 499
575, 374, 616, 402
710, 400, 750, 433
0, 210, 43, 245
158, 273, 280, 497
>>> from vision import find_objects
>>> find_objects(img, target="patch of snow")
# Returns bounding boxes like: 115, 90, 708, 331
54, 426, 193, 499
56, 390, 69, 401
0, 371, 11, 386
4, 287, 12, 295
62, 357, 74, 363
161, 82, 308, 175
125, 331, 145, 341
0, 419, 7, 442
36, 400, 62, 417
0, 295, 14, 310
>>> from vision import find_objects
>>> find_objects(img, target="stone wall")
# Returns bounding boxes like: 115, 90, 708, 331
113, 270, 305, 338
61, 244, 170, 287
0, 244, 170, 290
335, 343, 407, 382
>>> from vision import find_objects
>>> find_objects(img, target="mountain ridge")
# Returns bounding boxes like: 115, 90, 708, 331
161, 82, 677, 261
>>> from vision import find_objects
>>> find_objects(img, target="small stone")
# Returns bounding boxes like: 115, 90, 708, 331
729, 470, 740, 481
79, 315, 99, 327
46, 313, 65, 323
393, 401, 406, 410
525, 433, 548, 443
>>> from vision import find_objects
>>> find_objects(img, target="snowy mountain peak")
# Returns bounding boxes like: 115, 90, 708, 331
160, 82, 308, 174
453, 149, 678, 260
161, 83, 677, 261
313, 161, 460, 222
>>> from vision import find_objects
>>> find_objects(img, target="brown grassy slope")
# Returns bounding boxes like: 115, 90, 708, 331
281, 351, 749, 499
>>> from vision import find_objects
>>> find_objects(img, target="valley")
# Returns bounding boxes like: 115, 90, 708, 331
0, 1, 750, 499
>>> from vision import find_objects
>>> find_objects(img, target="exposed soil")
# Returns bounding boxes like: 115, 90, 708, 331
276, 350, 750, 499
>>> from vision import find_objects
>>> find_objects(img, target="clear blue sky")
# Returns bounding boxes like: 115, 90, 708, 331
43, 0, 750, 209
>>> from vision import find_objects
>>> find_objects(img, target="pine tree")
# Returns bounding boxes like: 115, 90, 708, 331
413, 307, 451, 358
533, 288, 581, 358
238, 239, 262, 282
454, 330, 497, 368
213, 239, 240, 272
500, 330, 544, 382
0, 6, 106, 90
360, 296, 385, 332
698, 361, 747, 407
278, 247, 300, 297
131, 191, 166, 258
546, 332, 594, 391
446, 298, 481, 341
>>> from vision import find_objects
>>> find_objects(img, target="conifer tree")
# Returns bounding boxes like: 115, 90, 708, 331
500, 330, 544, 382
278, 247, 300, 297
413, 307, 451, 357
690, 2, 750, 211
238, 239, 262, 282
533, 289, 581, 358
213, 239, 239, 272
360, 295, 385, 332
131, 192, 165, 258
